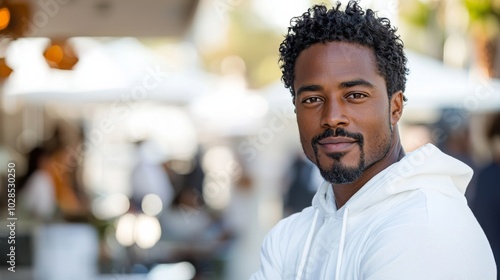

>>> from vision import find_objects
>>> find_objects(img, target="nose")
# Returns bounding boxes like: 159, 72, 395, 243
320, 98, 349, 129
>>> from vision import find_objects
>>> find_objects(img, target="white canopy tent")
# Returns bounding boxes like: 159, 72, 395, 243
404, 51, 500, 113
3, 37, 212, 105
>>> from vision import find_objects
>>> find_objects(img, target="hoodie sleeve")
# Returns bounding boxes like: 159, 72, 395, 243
249, 220, 286, 280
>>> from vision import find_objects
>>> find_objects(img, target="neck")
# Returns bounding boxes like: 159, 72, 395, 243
333, 132, 405, 209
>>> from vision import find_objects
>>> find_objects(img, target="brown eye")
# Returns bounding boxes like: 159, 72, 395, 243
303, 97, 322, 103
347, 93, 366, 99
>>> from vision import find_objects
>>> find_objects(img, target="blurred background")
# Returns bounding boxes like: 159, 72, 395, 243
0, 0, 499, 279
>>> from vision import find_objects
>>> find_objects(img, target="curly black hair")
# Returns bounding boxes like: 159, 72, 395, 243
279, 0, 408, 101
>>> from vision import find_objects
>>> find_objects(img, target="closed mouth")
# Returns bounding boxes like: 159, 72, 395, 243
318, 137, 358, 145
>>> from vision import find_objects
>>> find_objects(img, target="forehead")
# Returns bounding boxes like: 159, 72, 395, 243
294, 41, 379, 82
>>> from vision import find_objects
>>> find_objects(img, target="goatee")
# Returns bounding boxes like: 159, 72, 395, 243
312, 128, 365, 184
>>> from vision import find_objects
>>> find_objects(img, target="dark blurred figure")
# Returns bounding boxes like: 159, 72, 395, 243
161, 185, 225, 280
19, 146, 56, 221
435, 108, 478, 205
283, 152, 323, 217
473, 112, 500, 279
184, 147, 206, 199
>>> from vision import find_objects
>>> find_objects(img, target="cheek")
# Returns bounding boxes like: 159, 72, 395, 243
297, 119, 316, 161
296, 115, 310, 141
364, 115, 392, 151
297, 111, 319, 133
299, 129, 313, 154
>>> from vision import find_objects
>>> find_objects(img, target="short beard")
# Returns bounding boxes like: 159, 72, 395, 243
320, 150, 365, 184
312, 128, 365, 184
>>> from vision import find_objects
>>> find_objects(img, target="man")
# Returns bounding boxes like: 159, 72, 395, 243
250, 1, 496, 279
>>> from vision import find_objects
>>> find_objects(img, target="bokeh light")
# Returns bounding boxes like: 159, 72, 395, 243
115, 213, 136, 247
134, 214, 162, 249
141, 194, 163, 216
92, 193, 130, 220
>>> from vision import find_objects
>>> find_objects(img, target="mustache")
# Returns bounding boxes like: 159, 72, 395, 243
312, 128, 364, 146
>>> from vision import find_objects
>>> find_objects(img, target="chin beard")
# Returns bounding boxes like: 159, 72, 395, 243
312, 128, 366, 184
311, 126, 392, 185
318, 151, 365, 184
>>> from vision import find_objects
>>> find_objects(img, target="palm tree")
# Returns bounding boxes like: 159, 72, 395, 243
464, 0, 500, 78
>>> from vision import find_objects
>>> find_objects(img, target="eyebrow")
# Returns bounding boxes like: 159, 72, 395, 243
296, 85, 323, 96
295, 79, 374, 96
339, 79, 374, 89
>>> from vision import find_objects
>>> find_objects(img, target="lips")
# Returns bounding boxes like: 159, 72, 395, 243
318, 137, 357, 145
311, 128, 364, 156
317, 137, 358, 153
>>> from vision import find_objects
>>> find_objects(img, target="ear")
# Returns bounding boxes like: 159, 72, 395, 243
292, 97, 296, 113
390, 91, 404, 126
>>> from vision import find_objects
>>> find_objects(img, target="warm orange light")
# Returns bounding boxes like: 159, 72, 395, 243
44, 45, 64, 64
0, 57, 13, 79
43, 40, 79, 70
0, 8, 11, 30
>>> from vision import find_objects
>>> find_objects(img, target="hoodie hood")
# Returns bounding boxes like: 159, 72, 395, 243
312, 143, 473, 217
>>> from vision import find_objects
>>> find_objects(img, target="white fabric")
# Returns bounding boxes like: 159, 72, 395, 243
250, 144, 497, 280
295, 208, 319, 280
21, 170, 56, 220
34, 224, 99, 280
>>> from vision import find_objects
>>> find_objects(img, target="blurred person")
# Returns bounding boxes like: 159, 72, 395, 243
46, 126, 89, 221
223, 158, 254, 238
19, 125, 89, 221
14, 124, 98, 280
161, 185, 226, 280
184, 146, 206, 196
283, 152, 323, 217
222, 156, 256, 280
250, 2, 496, 279
130, 139, 174, 212
162, 186, 213, 241
19, 146, 57, 221
473, 112, 500, 278
435, 109, 478, 205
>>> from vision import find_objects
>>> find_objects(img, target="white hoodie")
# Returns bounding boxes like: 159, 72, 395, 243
250, 144, 497, 280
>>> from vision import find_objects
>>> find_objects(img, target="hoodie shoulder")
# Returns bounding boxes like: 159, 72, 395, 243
251, 206, 318, 280
265, 206, 317, 256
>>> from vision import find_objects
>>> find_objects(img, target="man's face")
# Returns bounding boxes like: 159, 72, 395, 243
293, 42, 398, 184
